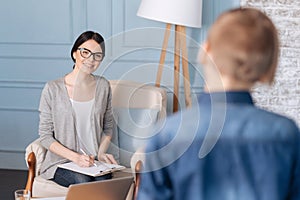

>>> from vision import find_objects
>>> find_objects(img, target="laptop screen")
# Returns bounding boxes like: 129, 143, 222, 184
66, 176, 134, 200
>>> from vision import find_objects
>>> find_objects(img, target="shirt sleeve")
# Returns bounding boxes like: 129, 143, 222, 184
38, 83, 57, 149
102, 81, 114, 136
137, 134, 173, 200
289, 123, 300, 200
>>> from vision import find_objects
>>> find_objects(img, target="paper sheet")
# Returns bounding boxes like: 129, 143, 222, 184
57, 161, 125, 177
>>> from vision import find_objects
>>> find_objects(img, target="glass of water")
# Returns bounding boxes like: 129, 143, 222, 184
14, 189, 30, 200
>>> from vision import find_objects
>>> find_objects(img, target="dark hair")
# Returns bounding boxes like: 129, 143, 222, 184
70, 31, 105, 63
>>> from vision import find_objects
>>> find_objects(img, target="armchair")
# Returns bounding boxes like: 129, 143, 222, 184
25, 80, 167, 198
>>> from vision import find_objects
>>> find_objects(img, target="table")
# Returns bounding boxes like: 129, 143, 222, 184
33, 197, 65, 200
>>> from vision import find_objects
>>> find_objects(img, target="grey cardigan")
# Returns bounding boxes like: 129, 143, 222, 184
38, 75, 113, 179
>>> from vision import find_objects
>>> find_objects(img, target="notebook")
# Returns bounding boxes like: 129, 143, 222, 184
57, 161, 125, 177
65, 176, 134, 200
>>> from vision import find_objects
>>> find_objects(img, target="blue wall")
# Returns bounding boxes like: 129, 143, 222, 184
0, 0, 239, 169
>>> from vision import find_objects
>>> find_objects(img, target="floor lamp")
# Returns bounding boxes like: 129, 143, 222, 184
137, 0, 202, 112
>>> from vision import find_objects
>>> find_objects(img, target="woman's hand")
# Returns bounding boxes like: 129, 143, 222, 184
75, 153, 96, 167
49, 142, 96, 167
98, 153, 118, 164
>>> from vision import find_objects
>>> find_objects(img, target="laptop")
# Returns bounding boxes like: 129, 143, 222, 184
65, 176, 134, 200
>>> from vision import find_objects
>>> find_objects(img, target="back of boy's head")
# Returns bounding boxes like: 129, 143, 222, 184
207, 8, 279, 84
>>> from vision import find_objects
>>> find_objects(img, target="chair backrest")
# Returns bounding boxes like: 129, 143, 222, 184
108, 80, 167, 167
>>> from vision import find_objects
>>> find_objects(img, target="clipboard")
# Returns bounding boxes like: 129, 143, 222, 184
58, 161, 126, 177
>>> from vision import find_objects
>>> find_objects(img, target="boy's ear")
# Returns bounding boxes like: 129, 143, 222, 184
258, 71, 274, 85
203, 42, 210, 52
198, 41, 210, 65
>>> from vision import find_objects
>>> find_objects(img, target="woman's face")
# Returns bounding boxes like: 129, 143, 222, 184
73, 39, 103, 74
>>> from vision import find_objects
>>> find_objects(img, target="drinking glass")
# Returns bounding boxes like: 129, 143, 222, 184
14, 189, 30, 200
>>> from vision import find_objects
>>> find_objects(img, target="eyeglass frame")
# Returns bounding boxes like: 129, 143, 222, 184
77, 48, 105, 61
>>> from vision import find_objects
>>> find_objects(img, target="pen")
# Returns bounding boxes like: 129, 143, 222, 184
80, 148, 97, 167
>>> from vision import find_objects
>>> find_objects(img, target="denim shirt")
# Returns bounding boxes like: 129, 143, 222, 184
138, 91, 300, 200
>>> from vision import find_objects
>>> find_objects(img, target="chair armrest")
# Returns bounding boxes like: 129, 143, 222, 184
133, 160, 143, 200
130, 150, 145, 200
25, 138, 47, 177
25, 139, 47, 196
25, 152, 36, 195
130, 148, 145, 174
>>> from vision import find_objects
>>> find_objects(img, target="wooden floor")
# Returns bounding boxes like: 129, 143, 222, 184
0, 169, 28, 200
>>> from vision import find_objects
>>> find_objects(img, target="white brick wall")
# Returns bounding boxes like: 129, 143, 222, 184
241, 0, 300, 126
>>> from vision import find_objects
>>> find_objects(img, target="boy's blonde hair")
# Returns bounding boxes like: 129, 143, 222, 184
207, 8, 279, 84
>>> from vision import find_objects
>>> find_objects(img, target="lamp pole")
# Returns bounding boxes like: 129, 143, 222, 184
155, 24, 192, 112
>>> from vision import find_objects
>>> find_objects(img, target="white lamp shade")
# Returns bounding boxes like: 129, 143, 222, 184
137, 0, 202, 28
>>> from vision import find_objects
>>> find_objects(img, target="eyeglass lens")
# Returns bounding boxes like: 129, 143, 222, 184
78, 48, 103, 61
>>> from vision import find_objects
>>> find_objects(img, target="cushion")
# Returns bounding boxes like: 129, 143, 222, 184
32, 176, 68, 197
114, 107, 159, 167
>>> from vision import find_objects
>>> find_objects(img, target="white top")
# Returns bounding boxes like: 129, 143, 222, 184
70, 98, 97, 156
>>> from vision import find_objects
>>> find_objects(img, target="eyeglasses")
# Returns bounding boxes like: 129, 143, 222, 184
77, 48, 104, 61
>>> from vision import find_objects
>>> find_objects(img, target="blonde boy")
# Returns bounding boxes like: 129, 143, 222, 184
138, 8, 300, 200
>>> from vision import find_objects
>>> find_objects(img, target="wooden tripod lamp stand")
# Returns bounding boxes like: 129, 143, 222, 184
137, 0, 202, 112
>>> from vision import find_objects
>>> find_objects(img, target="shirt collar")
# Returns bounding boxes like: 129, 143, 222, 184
198, 91, 254, 105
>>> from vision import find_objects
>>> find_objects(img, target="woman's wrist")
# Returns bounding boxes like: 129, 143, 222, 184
98, 152, 117, 164
69, 151, 81, 163
97, 152, 105, 161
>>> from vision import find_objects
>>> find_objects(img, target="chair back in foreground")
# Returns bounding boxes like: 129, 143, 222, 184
108, 80, 167, 167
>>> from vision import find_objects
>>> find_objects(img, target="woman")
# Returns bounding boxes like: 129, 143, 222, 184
38, 31, 117, 187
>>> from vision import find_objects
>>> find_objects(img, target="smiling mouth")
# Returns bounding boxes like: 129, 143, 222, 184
83, 63, 94, 68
